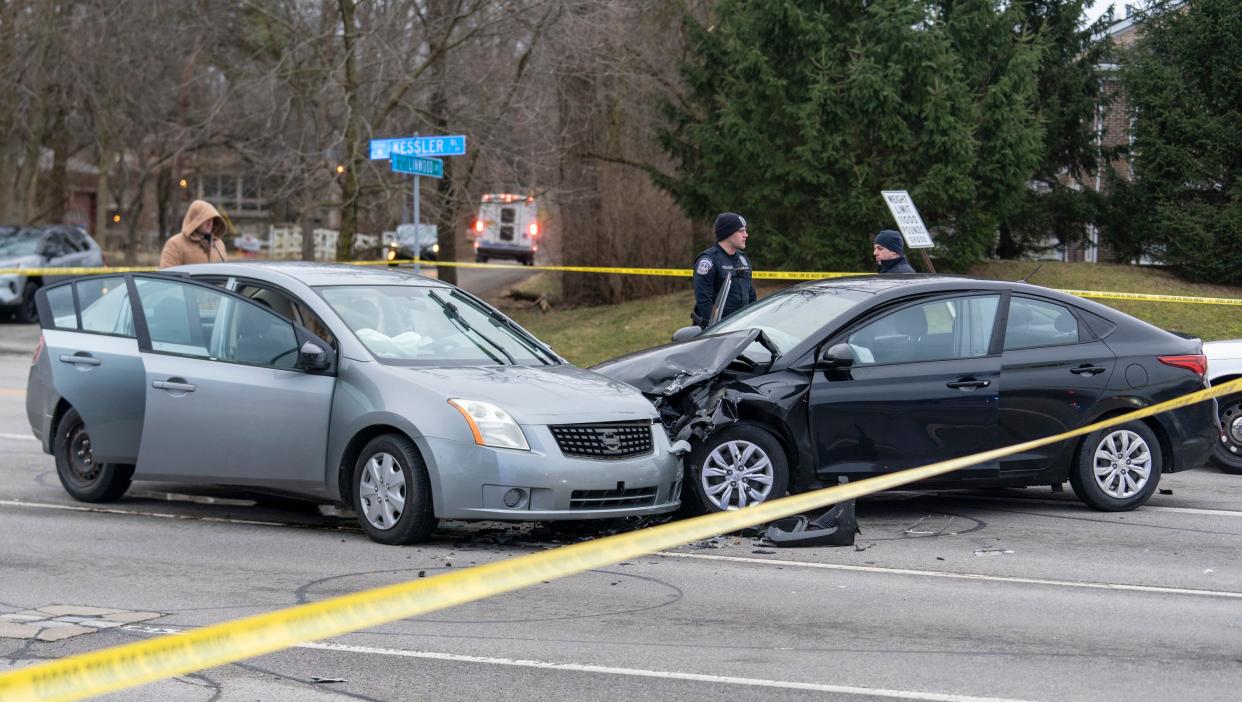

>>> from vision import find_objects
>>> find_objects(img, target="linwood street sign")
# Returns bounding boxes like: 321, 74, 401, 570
881, 190, 934, 249
391, 154, 444, 179
369, 135, 466, 160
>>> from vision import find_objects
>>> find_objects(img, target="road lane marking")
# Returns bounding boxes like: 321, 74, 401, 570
935, 493, 1242, 518
658, 552, 1242, 600
0, 498, 351, 531
119, 625, 1036, 702
0, 432, 36, 441
4, 497, 1239, 601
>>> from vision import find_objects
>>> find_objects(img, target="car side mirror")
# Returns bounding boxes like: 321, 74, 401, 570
672, 326, 701, 342
818, 343, 855, 369
297, 341, 332, 371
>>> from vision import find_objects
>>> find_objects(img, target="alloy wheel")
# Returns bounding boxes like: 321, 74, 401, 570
701, 440, 774, 510
357, 452, 407, 530
1092, 429, 1152, 499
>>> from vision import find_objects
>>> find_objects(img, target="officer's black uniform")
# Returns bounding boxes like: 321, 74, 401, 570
692, 244, 755, 326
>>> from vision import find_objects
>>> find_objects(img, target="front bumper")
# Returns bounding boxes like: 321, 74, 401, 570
421, 423, 682, 520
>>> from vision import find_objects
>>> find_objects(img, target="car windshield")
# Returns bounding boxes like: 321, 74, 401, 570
705, 287, 868, 353
316, 285, 557, 367
0, 228, 41, 257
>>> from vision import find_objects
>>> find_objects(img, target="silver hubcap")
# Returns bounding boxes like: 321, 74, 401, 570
1223, 402, 1242, 453
701, 440, 773, 511
358, 452, 406, 530
1093, 430, 1152, 499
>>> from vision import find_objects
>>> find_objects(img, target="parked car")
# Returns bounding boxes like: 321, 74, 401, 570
26, 263, 683, 544
594, 275, 1217, 514
1204, 339, 1242, 473
358, 224, 440, 263
0, 224, 104, 323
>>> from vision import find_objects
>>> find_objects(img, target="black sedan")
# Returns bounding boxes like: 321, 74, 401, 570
593, 275, 1217, 513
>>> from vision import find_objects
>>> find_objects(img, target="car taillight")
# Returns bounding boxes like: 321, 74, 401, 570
529, 222, 539, 238
32, 335, 44, 365
1158, 354, 1207, 378
474, 220, 484, 233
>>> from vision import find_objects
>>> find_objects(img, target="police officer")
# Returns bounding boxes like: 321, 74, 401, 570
692, 212, 756, 327
873, 229, 916, 274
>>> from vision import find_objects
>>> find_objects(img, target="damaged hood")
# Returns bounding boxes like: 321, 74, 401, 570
591, 329, 769, 396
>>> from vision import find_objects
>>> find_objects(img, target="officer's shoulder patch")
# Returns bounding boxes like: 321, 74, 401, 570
695, 257, 713, 275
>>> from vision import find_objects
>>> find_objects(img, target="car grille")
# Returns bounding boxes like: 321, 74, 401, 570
549, 422, 653, 459
570, 487, 658, 510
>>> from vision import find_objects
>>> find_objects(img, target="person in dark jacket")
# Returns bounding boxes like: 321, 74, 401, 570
873, 229, 916, 274
692, 212, 756, 327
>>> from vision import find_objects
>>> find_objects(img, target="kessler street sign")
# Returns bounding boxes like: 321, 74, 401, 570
369, 135, 466, 160
391, 154, 444, 179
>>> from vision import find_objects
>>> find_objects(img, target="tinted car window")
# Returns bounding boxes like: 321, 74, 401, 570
848, 295, 999, 365
136, 278, 299, 368
1004, 297, 1080, 350
42, 231, 71, 258
65, 228, 93, 252
78, 277, 135, 337
46, 286, 78, 330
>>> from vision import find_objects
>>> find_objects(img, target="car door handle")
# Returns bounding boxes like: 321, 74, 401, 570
58, 354, 101, 366
152, 379, 196, 393
1070, 365, 1107, 375
947, 378, 991, 390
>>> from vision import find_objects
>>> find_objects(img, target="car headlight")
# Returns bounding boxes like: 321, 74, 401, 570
448, 399, 529, 450
431, 244, 440, 254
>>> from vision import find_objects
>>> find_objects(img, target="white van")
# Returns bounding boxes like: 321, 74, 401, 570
472, 194, 540, 265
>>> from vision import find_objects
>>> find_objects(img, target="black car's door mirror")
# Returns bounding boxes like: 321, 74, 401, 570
295, 328, 336, 373
672, 325, 701, 342
818, 343, 855, 369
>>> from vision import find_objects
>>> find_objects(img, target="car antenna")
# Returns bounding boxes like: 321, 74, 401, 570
1018, 262, 1044, 284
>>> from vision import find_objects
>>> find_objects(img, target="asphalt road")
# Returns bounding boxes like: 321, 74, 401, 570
1, 349, 1240, 701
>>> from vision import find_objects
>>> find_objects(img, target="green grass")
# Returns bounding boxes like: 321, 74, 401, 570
497, 263, 1242, 367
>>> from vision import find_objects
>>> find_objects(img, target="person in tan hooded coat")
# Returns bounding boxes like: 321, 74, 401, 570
159, 200, 229, 268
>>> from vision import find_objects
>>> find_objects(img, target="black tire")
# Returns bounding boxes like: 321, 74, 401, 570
476, 255, 489, 263
684, 423, 789, 514
54, 407, 133, 502
1212, 394, 1242, 474
15, 281, 39, 324
351, 434, 436, 545
1070, 420, 1162, 511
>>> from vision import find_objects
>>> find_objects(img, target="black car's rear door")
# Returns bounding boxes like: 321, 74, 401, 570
811, 293, 1003, 480
997, 295, 1117, 475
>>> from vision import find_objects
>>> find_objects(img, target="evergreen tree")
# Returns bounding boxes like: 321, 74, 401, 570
658, 0, 1043, 271
1108, 0, 1242, 283
997, 1, 1114, 259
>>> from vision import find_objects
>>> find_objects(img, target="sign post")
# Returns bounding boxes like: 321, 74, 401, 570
881, 190, 935, 273
372, 136, 465, 274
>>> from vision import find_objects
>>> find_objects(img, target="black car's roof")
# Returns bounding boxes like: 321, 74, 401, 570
792, 273, 1113, 313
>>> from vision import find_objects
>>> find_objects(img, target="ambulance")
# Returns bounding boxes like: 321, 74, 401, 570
471, 193, 540, 265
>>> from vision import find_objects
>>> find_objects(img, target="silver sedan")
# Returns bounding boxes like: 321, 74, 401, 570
25, 263, 683, 544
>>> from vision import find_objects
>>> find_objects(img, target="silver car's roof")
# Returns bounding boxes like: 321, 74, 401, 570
169, 261, 452, 288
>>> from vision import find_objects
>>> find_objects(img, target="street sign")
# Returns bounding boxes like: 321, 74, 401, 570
880, 190, 934, 249
391, 154, 444, 178
369, 135, 466, 160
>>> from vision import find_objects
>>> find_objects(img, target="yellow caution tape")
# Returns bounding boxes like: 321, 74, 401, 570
0, 377, 1237, 702
1, 261, 1239, 305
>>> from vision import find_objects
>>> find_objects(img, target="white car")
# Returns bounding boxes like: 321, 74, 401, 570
1205, 339, 1242, 472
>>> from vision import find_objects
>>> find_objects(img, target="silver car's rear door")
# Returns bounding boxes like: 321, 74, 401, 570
34, 276, 146, 464
129, 275, 334, 489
